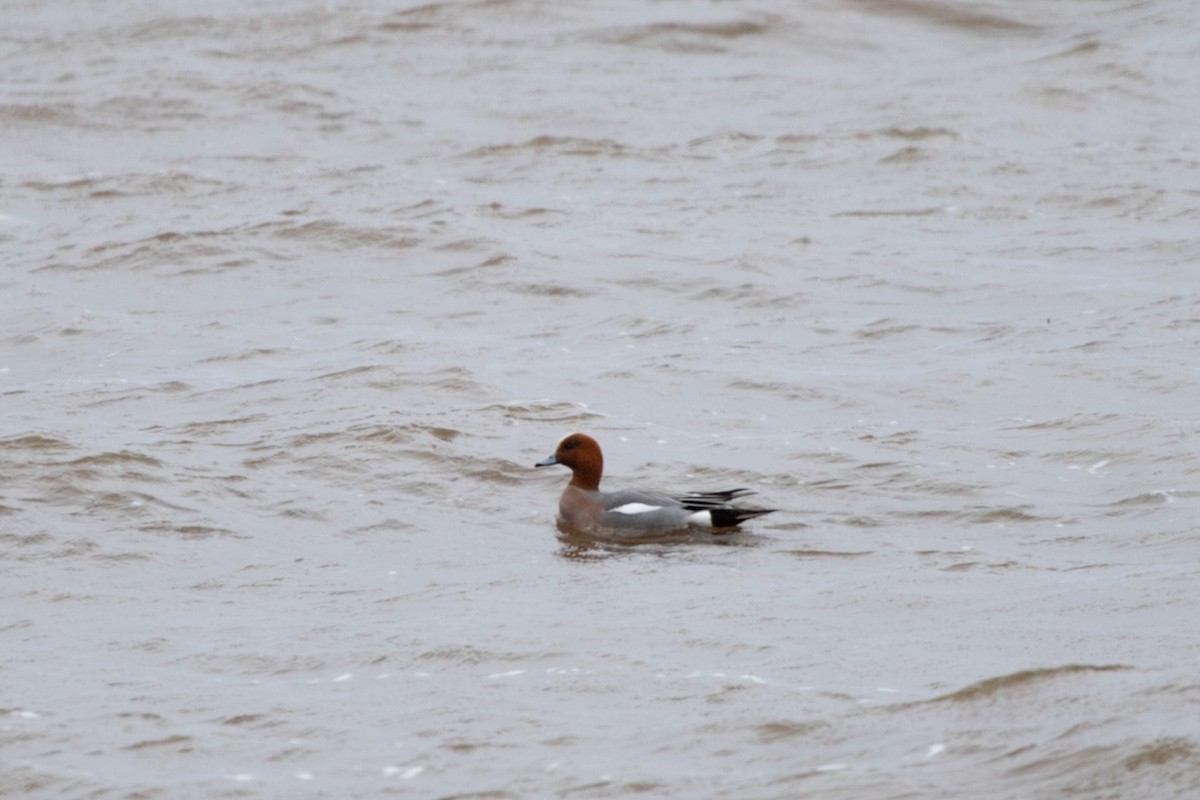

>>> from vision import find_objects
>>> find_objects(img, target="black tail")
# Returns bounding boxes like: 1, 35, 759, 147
677, 488, 775, 529
708, 507, 775, 528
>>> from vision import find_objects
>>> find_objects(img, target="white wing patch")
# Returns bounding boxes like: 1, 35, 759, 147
611, 502, 663, 515
687, 510, 713, 526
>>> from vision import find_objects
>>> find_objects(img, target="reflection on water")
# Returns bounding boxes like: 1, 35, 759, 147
555, 520, 762, 558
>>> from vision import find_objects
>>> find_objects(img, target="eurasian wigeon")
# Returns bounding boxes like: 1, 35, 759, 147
535, 432, 775, 534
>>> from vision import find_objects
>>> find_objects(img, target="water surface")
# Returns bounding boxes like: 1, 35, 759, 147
3, 1, 1199, 797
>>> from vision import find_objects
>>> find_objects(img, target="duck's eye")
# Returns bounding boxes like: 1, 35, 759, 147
562, 439, 576, 449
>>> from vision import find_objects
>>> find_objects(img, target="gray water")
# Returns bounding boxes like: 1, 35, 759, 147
3, 1, 1200, 797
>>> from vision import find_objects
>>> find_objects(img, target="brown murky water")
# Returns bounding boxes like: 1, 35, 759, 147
3, 1, 1199, 797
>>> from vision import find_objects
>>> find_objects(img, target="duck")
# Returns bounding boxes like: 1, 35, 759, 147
535, 432, 774, 534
